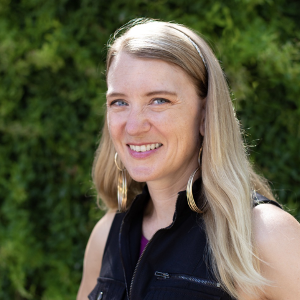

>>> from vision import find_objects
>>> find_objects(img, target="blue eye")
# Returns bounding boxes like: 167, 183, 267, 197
111, 100, 128, 106
153, 98, 169, 105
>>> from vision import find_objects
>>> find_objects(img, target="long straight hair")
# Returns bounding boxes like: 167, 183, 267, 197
92, 19, 275, 298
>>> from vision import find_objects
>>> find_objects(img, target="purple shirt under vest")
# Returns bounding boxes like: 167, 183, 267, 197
139, 234, 149, 256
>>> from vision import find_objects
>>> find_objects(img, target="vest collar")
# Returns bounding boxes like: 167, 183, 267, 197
125, 177, 204, 223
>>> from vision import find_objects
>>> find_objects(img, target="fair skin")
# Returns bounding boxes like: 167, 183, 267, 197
239, 205, 300, 300
77, 210, 116, 299
106, 52, 204, 237
77, 52, 300, 299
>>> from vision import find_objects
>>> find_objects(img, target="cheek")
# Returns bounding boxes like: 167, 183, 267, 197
107, 113, 123, 143
176, 113, 201, 149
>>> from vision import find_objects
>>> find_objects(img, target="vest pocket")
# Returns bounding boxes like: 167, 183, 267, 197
155, 271, 221, 289
88, 277, 126, 300
144, 271, 222, 300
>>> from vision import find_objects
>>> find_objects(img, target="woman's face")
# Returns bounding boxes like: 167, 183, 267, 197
106, 51, 204, 186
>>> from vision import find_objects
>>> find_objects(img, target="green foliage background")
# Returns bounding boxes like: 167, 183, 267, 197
0, 0, 299, 299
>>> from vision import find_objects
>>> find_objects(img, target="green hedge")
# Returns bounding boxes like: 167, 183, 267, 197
0, 0, 299, 299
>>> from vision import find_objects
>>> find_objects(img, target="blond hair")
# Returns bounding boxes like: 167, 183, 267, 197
92, 19, 275, 298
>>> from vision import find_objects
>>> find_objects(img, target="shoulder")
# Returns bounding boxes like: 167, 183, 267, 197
252, 204, 300, 300
77, 210, 117, 300
87, 209, 118, 253
252, 203, 299, 245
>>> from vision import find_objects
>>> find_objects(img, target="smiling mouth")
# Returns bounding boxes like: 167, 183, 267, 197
128, 143, 162, 152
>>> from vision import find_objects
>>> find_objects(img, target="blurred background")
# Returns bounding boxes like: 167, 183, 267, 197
0, 0, 299, 299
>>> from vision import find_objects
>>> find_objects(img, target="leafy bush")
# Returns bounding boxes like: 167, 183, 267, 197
0, 0, 299, 299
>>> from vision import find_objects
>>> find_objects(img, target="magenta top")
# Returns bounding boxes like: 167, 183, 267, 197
139, 234, 149, 256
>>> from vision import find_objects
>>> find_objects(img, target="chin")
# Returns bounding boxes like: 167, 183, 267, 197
127, 167, 156, 183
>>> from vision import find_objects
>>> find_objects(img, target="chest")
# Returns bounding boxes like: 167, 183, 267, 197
89, 212, 234, 300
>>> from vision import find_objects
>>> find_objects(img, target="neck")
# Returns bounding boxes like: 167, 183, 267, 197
142, 166, 200, 239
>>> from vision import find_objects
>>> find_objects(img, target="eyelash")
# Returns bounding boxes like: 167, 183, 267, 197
108, 98, 171, 107
109, 100, 128, 106
152, 98, 170, 105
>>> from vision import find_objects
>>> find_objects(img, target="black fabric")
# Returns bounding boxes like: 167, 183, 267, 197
88, 183, 281, 300
252, 192, 282, 209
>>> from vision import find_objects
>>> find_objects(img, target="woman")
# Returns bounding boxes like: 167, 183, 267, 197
77, 19, 300, 300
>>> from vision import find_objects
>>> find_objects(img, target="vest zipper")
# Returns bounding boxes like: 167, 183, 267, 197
155, 271, 221, 289
128, 213, 178, 299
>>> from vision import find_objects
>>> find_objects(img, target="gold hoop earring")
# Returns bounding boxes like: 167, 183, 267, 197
186, 147, 205, 213
114, 153, 127, 211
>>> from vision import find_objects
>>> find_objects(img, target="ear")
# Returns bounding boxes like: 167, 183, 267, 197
199, 97, 206, 136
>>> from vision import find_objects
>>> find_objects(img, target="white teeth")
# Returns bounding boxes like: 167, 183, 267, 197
129, 143, 162, 152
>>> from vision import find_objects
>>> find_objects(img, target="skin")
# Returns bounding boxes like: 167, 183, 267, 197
106, 52, 205, 237
77, 210, 116, 299
239, 205, 300, 300
77, 52, 300, 300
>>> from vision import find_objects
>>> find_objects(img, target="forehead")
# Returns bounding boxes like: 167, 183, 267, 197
106, 51, 198, 96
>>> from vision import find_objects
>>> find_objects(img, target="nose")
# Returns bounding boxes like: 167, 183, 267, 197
125, 108, 151, 136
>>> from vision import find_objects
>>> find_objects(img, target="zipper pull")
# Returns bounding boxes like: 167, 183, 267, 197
97, 291, 103, 300
155, 271, 170, 279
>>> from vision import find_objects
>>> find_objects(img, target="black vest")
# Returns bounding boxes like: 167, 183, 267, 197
88, 182, 281, 300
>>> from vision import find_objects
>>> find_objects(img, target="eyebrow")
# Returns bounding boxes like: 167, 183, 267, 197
106, 90, 178, 98
146, 91, 177, 97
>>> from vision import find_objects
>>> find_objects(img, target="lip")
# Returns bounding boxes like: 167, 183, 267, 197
127, 143, 162, 159
127, 142, 160, 146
